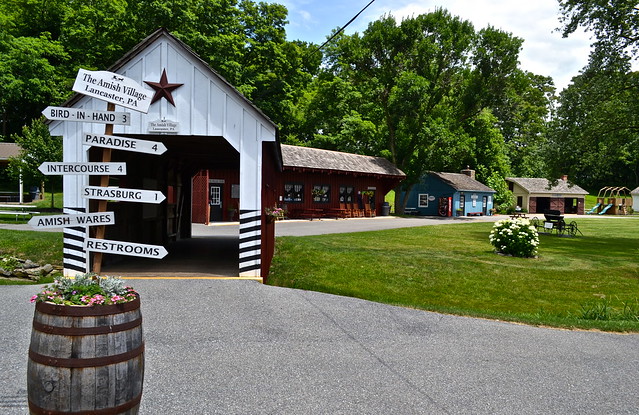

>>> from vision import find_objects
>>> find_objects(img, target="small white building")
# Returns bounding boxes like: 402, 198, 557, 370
47, 29, 278, 280
506, 177, 588, 214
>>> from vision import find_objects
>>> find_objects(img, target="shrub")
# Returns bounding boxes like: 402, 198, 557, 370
489, 218, 539, 257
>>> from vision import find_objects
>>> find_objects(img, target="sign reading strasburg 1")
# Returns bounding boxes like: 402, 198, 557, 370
42, 106, 131, 125
83, 132, 167, 155
82, 186, 166, 204
72, 69, 152, 113
84, 238, 168, 259
29, 212, 116, 229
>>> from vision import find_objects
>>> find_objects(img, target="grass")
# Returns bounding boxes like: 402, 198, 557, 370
267, 216, 639, 332
0, 229, 63, 285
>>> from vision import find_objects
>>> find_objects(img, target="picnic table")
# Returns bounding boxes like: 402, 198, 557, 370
0, 204, 40, 221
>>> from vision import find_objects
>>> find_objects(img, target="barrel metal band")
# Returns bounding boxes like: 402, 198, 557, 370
28, 390, 142, 415
29, 342, 144, 368
35, 296, 140, 316
32, 316, 142, 336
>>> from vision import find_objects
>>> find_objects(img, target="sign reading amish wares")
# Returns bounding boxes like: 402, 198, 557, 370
72, 69, 153, 113
29, 212, 116, 229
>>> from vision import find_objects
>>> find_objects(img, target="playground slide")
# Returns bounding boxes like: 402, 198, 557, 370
598, 203, 613, 215
586, 202, 601, 214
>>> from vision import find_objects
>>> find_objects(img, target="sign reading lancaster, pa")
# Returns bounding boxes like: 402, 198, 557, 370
29, 212, 116, 229
84, 238, 168, 259
82, 186, 166, 204
72, 69, 152, 113
83, 132, 167, 155
39, 162, 127, 175
42, 106, 131, 125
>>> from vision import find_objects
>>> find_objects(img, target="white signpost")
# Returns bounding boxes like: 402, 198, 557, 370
84, 238, 168, 259
29, 212, 116, 229
39, 162, 127, 175
72, 69, 153, 113
82, 132, 167, 155
82, 186, 166, 204
42, 106, 131, 125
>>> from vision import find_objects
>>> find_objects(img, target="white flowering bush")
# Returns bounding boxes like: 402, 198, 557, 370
489, 218, 539, 258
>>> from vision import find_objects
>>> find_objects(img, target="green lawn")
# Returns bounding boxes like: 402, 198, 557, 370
267, 217, 639, 332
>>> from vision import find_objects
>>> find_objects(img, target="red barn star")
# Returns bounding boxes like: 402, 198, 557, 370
144, 69, 183, 107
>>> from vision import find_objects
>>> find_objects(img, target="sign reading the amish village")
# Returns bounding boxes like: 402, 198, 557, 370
72, 69, 153, 113
148, 119, 179, 134
29, 212, 116, 229
39, 162, 126, 175
84, 238, 168, 259
82, 132, 167, 155
82, 186, 166, 204
42, 106, 131, 125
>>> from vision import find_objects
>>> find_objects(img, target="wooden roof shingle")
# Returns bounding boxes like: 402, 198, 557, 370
430, 172, 495, 192
507, 177, 588, 195
0, 143, 21, 160
281, 144, 405, 178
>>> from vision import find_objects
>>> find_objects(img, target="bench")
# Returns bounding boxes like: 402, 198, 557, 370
467, 212, 483, 216
0, 211, 37, 221
404, 207, 418, 215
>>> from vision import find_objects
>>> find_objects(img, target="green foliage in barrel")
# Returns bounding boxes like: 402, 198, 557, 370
30, 273, 138, 306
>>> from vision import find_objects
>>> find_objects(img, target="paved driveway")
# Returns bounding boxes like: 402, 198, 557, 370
2, 280, 638, 414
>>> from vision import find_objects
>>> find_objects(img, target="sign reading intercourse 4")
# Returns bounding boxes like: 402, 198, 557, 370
28, 212, 115, 229
82, 132, 167, 155
42, 106, 131, 125
39, 162, 126, 176
84, 238, 168, 259
82, 186, 166, 204
72, 69, 152, 113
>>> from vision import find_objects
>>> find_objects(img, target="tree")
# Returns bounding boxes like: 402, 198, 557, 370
7, 118, 62, 207
300, 10, 530, 212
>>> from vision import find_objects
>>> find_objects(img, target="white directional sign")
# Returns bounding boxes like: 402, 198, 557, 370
84, 238, 168, 259
82, 186, 166, 204
28, 212, 115, 229
39, 162, 126, 176
42, 106, 131, 125
73, 69, 153, 113
83, 132, 167, 155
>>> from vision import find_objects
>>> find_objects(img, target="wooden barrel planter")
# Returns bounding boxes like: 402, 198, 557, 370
27, 297, 144, 415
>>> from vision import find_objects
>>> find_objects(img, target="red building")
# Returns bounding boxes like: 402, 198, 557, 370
191, 144, 405, 224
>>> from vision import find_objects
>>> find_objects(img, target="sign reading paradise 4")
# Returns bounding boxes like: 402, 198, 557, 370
72, 69, 153, 113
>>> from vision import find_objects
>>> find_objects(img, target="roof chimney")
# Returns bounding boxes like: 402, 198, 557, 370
561, 175, 568, 181
461, 166, 475, 180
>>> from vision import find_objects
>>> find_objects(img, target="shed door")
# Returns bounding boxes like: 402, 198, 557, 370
209, 184, 223, 221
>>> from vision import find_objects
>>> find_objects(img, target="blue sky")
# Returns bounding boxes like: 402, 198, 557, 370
267, 0, 594, 91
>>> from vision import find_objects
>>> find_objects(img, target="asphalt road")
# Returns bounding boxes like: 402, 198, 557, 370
1, 216, 638, 414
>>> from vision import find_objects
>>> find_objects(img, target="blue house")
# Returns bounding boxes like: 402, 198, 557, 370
403, 169, 496, 216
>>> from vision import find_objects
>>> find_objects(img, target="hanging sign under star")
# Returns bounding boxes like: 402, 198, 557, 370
144, 69, 183, 106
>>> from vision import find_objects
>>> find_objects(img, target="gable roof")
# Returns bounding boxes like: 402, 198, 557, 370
62, 28, 276, 131
631, 187, 639, 195
0, 143, 21, 160
507, 177, 588, 195
281, 144, 405, 178
430, 172, 495, 193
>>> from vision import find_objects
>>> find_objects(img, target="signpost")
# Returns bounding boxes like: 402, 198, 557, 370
82, 186, 166, 204
84, 238, 168, 259
29, 212, 116, 229
39, 162, 127, 175
82, 132, 167, 155
42, 106, 131, 125
72, 69, 153, 113
45, 67, 170, 274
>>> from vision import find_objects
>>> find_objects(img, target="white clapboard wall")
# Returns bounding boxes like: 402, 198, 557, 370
47, 29, 277, 278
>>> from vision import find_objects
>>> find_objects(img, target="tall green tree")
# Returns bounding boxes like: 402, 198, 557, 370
7, 118, 62, 206
298, 10, 533, 211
